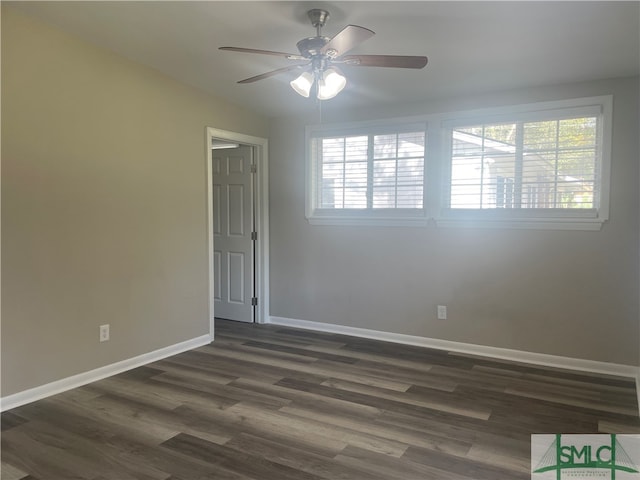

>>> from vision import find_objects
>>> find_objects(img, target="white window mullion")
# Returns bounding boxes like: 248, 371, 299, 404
553, 120, 560, 208
514, 122, 524, 209
341, 138, 346, 209
427, 126, 445, 219
480, 126, 486, 209
366, 134, 374, 209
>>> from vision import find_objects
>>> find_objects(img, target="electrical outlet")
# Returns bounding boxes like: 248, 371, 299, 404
437, 305, 447, 320
99, 324, 110, 342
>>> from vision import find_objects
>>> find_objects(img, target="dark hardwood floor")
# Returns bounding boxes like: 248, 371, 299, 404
2, 319, 639, 479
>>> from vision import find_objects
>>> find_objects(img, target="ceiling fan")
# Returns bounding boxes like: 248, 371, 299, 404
219, 9, 428, 100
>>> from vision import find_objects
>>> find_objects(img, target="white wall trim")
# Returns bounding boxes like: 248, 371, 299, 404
205, 127, 270, 331
267, 316, 638, 380
0, 334, 210, 412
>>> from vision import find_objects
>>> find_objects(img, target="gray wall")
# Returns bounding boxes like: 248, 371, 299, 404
1, 7, 268, 396
269, 76, 640, 366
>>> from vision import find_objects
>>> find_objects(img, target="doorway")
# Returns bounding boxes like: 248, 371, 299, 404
211, 143, 254, 323
206, 128, 269, 337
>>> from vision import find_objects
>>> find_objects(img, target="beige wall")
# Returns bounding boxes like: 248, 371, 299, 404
269, 76, 640, 366
1, 7, 268, 396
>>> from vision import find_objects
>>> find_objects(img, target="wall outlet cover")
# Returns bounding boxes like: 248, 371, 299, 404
99, 324, 110, 342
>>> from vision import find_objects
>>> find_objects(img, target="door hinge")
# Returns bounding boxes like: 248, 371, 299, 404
251, 297, 258, 306
250, 164, 257, 174
251, 231, 257, 241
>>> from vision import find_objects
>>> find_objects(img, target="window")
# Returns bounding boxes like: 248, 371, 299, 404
306, 124, 427, 226
442, 98, 610, 229
306, 96, 611, 229
448, 117, 600, 210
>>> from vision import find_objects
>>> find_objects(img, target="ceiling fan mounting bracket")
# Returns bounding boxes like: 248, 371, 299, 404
325, 48, 339, 59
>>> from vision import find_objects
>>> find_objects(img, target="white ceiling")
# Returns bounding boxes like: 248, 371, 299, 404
8, 1, 640, 118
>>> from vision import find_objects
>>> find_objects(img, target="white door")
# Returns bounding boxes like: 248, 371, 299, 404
212, 145, 254, 322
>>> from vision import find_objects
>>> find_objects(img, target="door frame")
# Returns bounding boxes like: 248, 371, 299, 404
205, 127, 269, 340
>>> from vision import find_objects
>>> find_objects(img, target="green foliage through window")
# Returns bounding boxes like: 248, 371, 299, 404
450, 116, 599, 210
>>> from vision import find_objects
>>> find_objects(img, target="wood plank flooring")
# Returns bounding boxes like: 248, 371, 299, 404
2, 319, 639, 480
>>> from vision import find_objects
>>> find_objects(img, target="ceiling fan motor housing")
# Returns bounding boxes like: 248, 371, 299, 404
296, 36, 329, 57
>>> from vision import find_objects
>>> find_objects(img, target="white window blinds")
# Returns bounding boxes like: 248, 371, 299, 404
447, 112, 601, 213
306, 96, 610, 229
312, 129, 426, 211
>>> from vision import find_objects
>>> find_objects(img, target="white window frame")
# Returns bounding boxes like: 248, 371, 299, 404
306, 119, 429, 227
305, 95, 612, 230
437, 95, 612, 230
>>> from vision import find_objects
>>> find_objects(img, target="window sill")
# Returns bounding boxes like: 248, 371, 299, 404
306, 212, 606, 230
434, 217, 606, 231
306, 211, 429, 227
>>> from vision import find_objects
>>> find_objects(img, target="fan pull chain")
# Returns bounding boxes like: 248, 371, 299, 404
314, 78, 323, 124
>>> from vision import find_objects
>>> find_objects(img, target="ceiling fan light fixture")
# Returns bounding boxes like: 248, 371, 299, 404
222, 9, 428, 105
317, 68, 346, 100
290, 71, 314, 98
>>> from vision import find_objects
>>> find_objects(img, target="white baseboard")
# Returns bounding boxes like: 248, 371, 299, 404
267, 316, 638, 380
0, 334, 211, 412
